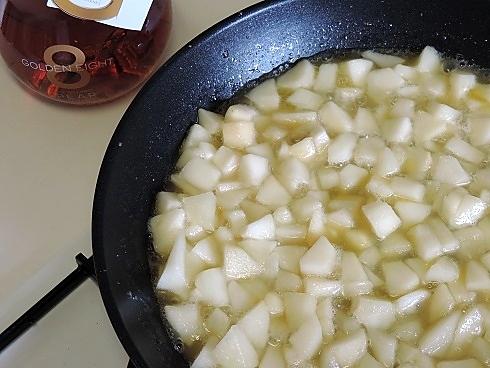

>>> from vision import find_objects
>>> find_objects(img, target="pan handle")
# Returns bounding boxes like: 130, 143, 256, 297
0, 253, 95, 352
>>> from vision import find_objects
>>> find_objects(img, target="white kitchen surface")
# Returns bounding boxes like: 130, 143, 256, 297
0, 0, 260, 366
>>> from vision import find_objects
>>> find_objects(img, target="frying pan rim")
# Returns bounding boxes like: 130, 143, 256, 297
92, 0, 290, 366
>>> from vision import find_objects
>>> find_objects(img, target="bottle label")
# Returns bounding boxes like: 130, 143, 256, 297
46, 0, 154, 31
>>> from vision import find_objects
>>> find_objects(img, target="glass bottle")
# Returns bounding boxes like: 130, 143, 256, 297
0, 0, 172, 105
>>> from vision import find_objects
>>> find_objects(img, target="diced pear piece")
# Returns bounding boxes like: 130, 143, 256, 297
394, 64, 418, 81
277, 157, 310, 195
447, 192, 486, 229
433, 155, 471, 187
392, 317, 423, 344
238, 239, 277, 264
277, 59, 315, 90
469, 117, 490, 147
352, 296, 395, 330
367, 68, 405, 101
408, 223, 443, 262
427, 102, 461, 124
290, 195, 323, 223
276, 223, 307, 243
391, 177, 426, 202
394, 200, 431, 227
191, 336, 219, 368
206, 309, 230, 338
242, 214, 275, 240
447, 279, 476, 305
320, 328, 367, 367
436, 359, 482, 368
275, 270, 302, 292
469, 337, 490, 366
213, 146, 240, 176
327, 208, 355, 228
417, 46, 441, 72
225, 104, 258, 122
264, 292, 284, 315
341, 251, 374, 296
165, 304, 203, 345
425, 256, 459, 283
362, 201, 401, 240
181, 158, 221, 192
314, 63, 338, 93
317, 298, 335, 337
362, 50, 405, 67
391, 98, 415, 118
305, 278, 342, 297
375, 147, 400, 177
356, 353, 384, 368
285, 316, 322, 365
259, 345, 286, 368
466, 260, 490, 291
246, 79, 280, 112
157, 233, 189, 297
155, 192, 182, 214
319, 101, 354, 135
289, 137, 317, 161
327, 132, 358, 165
398, 342, 435, 368
445, 137, 484, 165
195, 268, 229, 307
404, 145, 432, 180
367, 328, 397, 368
450, 72, 476, 101
213, 325, 258, 368
382, 117, 412, 143
354, 136, 384, 168
427, 217, 460, 253
300, 236, 337, 276
183, 192, 216, 231
366, 176, 394, 199
413, 111, 448, 145
239, 154, 270, 187
353, 107, 379, 135
344, 58, 373, 86
283, 292, 317, 330
224, 245, 263, 280
223, 121, 256, 149
382, 260, 420, 296
339, 164, 369, 190
395, 289, 431, 316
287, 88, 323, 110
345, 229, 376, 253
275, 246, 307, 274
379, 232, 412, 259
273, 206, 294, 225
150, 208, 186, 256
453, 306, 484, 349
255, 175, 291, 208
198, 108, 224, 134
359, 246, 381, 267
183, 124, 211, 149
228, 280, 255, 313
419, 311, 462, 357
237, 301, 270, 352
428, 283, 455, 322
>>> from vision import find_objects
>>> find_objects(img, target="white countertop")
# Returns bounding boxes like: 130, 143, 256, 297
0, 0, 260, 366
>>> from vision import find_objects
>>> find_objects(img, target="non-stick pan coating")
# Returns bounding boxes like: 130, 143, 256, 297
92, 0, 490, 367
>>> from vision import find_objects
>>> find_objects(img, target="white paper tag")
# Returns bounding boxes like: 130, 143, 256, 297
47, 0, 153, 31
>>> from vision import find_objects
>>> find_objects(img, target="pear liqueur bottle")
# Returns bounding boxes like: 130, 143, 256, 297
0, 0, 172, 105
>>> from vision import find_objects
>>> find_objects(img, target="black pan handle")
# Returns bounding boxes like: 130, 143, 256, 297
0, 253, 95, 352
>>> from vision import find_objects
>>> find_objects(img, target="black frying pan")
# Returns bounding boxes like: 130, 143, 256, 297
92, 0, 490, 367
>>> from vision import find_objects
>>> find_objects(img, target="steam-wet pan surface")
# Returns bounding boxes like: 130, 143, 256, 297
92, 0, 490, 367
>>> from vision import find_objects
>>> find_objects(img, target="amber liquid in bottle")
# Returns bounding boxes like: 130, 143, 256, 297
0, 0, 172, 105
